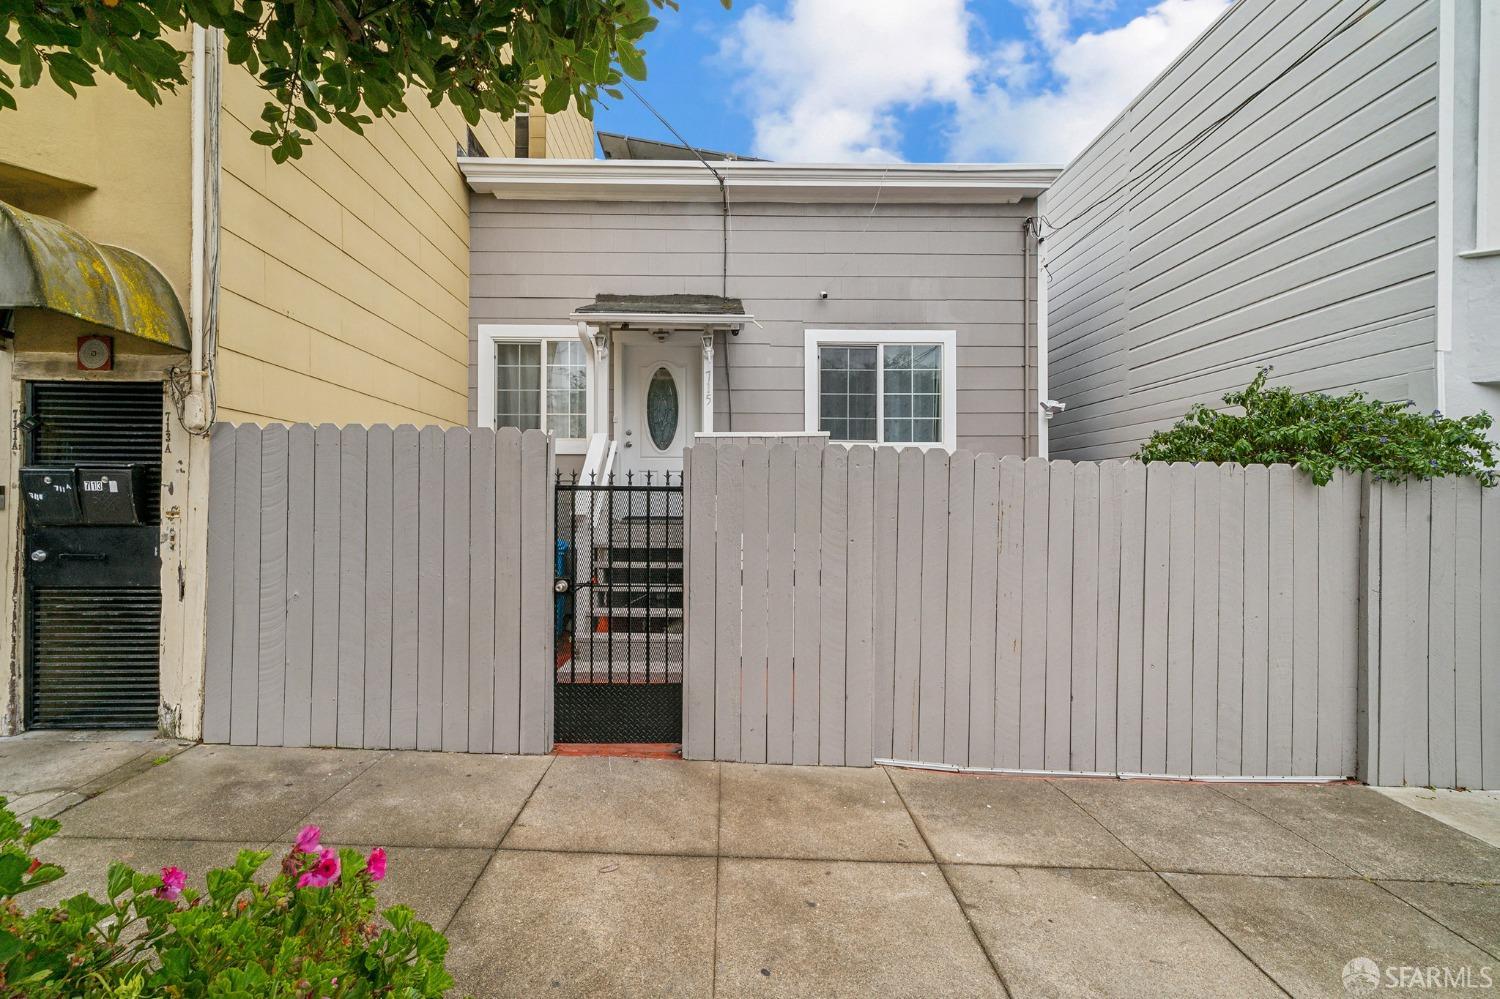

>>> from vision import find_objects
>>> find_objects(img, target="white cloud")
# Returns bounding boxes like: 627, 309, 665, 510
721, 0, 1229, 165
721, 0, 977, 162
951, 0, 1232, 163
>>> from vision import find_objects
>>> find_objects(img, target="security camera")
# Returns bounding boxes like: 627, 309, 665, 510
1040, 399, 1067, 419
819, 291, 829, 299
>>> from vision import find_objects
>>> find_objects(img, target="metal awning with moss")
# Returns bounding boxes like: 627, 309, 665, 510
0, 200, 189, 350
571, 294, 752, 329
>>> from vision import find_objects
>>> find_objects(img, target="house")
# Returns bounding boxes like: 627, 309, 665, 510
0, 29, 594, 738
461, 158, 1058, 473
1040, 0, 1500, 459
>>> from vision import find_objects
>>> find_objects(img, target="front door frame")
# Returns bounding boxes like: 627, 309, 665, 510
577, 323, 720, 451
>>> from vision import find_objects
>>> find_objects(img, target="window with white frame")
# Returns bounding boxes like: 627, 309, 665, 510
803, 330, 958, 450
478, 325, 591, 450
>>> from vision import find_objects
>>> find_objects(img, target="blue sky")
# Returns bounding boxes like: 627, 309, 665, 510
595, 0, 1230, 165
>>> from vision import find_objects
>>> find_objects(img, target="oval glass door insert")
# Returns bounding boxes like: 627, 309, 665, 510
646, 367, 680, 450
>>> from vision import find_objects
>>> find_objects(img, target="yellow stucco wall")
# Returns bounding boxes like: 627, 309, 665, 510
215, 67, 596, 426
0, 34, 193, 335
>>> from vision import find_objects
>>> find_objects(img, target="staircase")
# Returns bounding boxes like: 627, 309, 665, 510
558, 510, 685, 685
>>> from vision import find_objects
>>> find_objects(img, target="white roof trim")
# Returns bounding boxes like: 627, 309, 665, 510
461, 158, 1061, 204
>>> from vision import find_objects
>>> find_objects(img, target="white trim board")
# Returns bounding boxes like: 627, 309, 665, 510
802, 329, 959, 452
461, 159, 1060, 204
476, 323, 593, 454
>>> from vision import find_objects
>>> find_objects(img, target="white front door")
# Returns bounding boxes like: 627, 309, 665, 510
616, 338, 701, 480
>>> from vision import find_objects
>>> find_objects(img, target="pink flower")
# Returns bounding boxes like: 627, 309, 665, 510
293, 824, 322, 854
365, 847, 387, 883
297, 847, 341, 889
155, 866, 186, 901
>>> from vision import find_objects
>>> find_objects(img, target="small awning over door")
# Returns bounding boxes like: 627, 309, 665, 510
0, 199, 190, 351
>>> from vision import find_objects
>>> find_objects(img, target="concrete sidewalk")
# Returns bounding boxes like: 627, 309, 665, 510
4, 732, 1499, 997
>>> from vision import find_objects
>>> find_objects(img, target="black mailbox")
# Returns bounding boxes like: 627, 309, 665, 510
20, 467, 81, 526
76, 464, 149, 525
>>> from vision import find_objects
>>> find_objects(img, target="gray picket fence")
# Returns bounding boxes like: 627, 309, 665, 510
683, 440, 1369, 778
1361, 477, 1500, 790
203, 424, 555, 753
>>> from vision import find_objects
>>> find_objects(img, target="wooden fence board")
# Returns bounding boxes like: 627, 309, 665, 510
944, 450, 975, 766
994, 456, 1025, 769
1190, 462, 1219, 774
1216, 464, 1245, 775
1070, 461, 1099, 771
1165, 462, 1195, 775
1454, 480, 1481, 789
492, 428, 522, 753
1140, 462, 1171, 773
685, 446, 717, 760
766, 442, 798, 763
968, 454, 1000, 769
741, 444, 771, 763
1045, 461, 1075, 770
891, 447, 925, 759
1019, 457, 1050, 769
390, 427, 421, 749
1482, 486, 1500, 788
203, 426, 237, 744
820, 445, 849, 766
416, 427, 445, 751
917, 448, 950, 764
441, 429, 471, 752
871, 447, 900, 761
1290, 470, 1320, 774
845, 446, 875, 767
336, 426, 367, 749
1116, 461, 1147, 772
362, 425, 394, 751
1265, 465, 1294, 775
793, 442, 823, 764
1242, 465, 1270, 775
1094, 462, 1124, 773
229, 424, 262, 746
1404, 480, 1432, 786
283, 425, 315, 748
256, 426, 288, 749
1427, 477, 1457, 788
466, 430, 496, 754
1376, 480, 1407, 784
715, 445, 745, 762
518, 429, 551, 753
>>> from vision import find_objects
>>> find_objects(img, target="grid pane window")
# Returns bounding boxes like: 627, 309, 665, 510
494, 339, 588, 438
495, 342, 541, 431
818, 346, 878, 441
545, 340, 588, 438
883, 343, 941, 444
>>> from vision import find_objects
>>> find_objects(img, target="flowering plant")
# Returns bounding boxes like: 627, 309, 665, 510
0, 799, 455, 997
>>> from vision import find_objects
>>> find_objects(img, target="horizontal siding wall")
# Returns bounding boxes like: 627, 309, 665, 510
1362, 477, 1500, 790
203, 423, 554, 753
1042, 0, 1439, 460
684, 440, 1362, 778
469, 199, 1036, 457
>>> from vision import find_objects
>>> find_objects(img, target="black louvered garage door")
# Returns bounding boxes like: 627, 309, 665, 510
25, 381, 163, 728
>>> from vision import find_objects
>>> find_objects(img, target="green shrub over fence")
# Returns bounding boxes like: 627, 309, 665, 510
0, 799, 455, 998
1137, 369, 1498, 487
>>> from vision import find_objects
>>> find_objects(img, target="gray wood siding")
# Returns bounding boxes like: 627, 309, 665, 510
469, 199, 1037, 457
203, 423, 555, 752
1041, 0, 1440, 460
685, 438, 1368, 779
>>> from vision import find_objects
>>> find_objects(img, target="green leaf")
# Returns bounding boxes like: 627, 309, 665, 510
107, 861, 134, 901
617, 42, 646, 81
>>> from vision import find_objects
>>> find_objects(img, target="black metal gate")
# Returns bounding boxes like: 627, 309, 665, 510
554, 471, 683, 743
23, 381, 163, 728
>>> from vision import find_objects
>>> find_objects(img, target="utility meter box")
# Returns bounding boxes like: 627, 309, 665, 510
20, 467, 82, 526
76, 464, 149, 525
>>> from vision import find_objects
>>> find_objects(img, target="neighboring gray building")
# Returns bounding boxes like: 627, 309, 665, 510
1040, 0, 1500, 460
460, 160, 1058, 471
